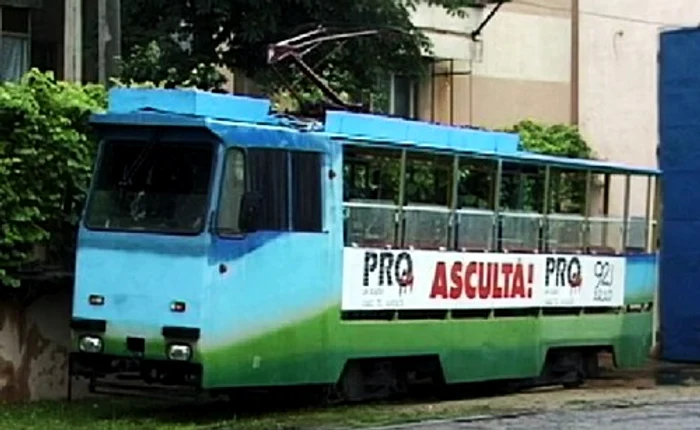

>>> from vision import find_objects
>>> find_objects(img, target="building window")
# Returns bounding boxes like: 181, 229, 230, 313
291, 151, 323, 232
0, 6, 31, 81
389, 74, 420, 119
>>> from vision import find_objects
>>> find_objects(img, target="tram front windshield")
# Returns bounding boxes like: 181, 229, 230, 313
84, 139, 215, 235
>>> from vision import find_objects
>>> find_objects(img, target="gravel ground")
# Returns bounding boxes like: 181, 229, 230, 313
362, 362, 700, 430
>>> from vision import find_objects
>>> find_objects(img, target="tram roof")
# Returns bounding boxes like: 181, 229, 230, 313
503, 152, 660, 175
324, 111, 660, 175
96, 88, 660, 176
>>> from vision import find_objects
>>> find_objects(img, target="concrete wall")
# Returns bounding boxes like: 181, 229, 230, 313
0, 288, 87, 401
578, 0, 700, 218
412, 0, 574, 129
469, 0, 572, 128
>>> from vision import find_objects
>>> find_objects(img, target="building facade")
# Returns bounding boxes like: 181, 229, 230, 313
408, 0, 573, 129
0, 0, 83, 82
578, 1, 700, 218
0, 0, 115, 83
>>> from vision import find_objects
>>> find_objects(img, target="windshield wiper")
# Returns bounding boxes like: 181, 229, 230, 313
119, 130, 161, 188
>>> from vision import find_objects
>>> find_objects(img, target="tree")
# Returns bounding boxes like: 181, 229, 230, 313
119, 0, 488, 102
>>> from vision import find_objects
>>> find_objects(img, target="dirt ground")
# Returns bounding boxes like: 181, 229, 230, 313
5, 358, 700, 430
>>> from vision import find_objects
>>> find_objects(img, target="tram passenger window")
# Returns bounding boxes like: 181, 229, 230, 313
550, 169, 587, 214
455, 158, 496, 252
291, 151, 323, 232
343, 147, 401, 203
498, 162, 545, 252
216, 148, 246, 235
404, 152, 451, 206
248, 148, 290, 230
499, 163, 544, 211
403, 151, 451, 250
457, 159, 494, 209
343, 147, 401, 248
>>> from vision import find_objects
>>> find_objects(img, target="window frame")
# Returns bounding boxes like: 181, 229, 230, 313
214, 146, 248, 239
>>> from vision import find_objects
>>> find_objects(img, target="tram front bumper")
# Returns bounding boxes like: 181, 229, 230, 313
70, 351, 203, 388
70, 318, 203, 388
70, 318, 201, 363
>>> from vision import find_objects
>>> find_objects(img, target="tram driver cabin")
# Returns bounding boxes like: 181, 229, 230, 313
69, 89, 659, 399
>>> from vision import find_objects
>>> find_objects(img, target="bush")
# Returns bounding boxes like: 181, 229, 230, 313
0, 69, 106, 287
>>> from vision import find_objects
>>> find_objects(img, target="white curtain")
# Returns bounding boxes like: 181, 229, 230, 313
0, 36, 29, 81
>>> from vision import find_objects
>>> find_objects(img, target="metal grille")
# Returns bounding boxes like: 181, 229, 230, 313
500, 212, 541, 251
402, 205, 451, 250
344, 201, 398, 248
547, 214, 584, 251
456, 209, 495, 251
588, 217, 623, 253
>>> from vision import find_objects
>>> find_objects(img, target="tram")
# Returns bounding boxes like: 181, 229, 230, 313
69, 88, 659, 400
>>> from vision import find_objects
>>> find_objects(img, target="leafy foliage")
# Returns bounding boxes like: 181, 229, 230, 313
508, 119, 592, 159
119, 0, 486, 100
503, 120, 594, 213
116, 41, 227, 91
0, 69, 106, 287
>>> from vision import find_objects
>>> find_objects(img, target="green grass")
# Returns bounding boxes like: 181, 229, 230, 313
0, 397, 500, 430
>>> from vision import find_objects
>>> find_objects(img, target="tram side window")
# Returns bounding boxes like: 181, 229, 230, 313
248, 148, 290, 230
457, 158, 494, 209
216, 148, 246, 234
343, 147, 402, 248
404, 151, 451, 206
291, 151, 323, 232
499, 162, 545, 211
402, 151, 452, 250
343, 147, 401, 203
549, 169, 587, 214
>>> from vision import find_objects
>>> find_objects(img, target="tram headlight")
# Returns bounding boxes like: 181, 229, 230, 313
167, 343, 192, 361
78, 335, 103, 353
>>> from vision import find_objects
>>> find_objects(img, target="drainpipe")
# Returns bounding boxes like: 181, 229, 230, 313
571, 0, 580, 125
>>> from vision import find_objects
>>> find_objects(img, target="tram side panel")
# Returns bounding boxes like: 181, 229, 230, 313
334, 247, 655, 385
659, 27, 700, 362
200, 145, 344, 389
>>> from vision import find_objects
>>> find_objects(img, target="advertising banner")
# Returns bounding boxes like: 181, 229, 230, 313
341, 248, 625, 311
